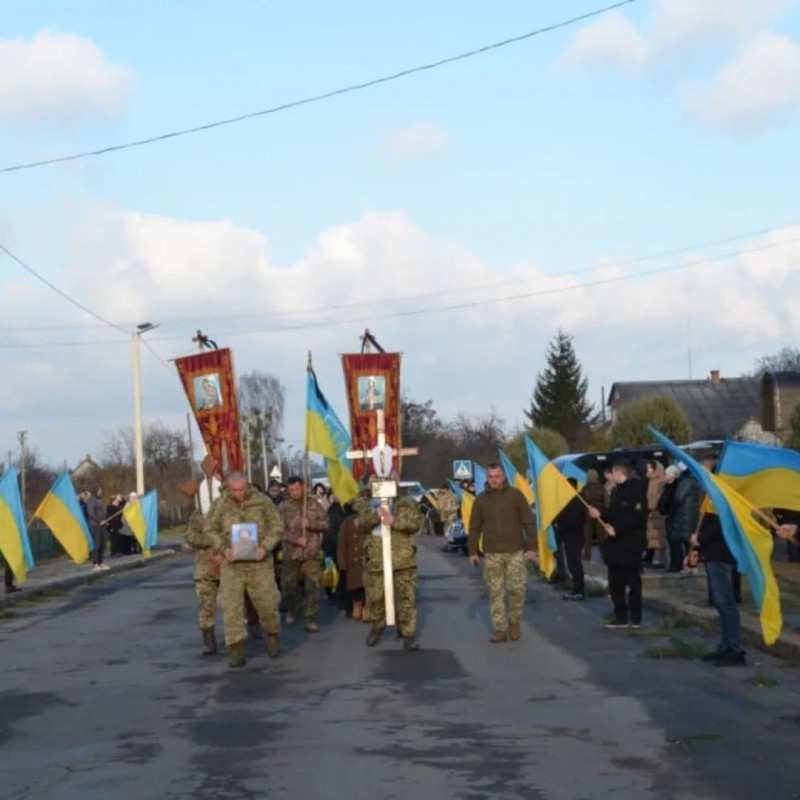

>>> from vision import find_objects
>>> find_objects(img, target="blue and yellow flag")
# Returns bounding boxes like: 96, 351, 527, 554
560, 459, 588, 489
306, 367, 359, 505
123, 490, 159, 555
717, 440, 800, 512
499, 449, 535, 505
32, 471, 93, 564
525, 436, 577, 578
473, 463, 488, 495
0, 468, 34, 584
650, 428, 782, 645
448, 479, 474, 528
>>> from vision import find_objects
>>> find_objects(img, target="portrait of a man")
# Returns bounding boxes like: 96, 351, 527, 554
194, 373, 224, 411
358, 375, 386, 411
231, 522, 258, 561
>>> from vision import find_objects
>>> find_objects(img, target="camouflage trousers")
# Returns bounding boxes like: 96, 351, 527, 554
282, 558, 320, 622
195, 579, 219, 631
483, 551, 527, 633
219, 561, 281, 646
366, 568, 417, 636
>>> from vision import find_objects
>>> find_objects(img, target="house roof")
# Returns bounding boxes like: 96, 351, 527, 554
608, 377, 760, 441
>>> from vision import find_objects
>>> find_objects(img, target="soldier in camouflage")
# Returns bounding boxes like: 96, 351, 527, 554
182, 479, 220, 656
205, 471, 284, 668
437, 485, 460, 530
468, 463, 537, 644
354, 493, 423, 650
278, 476, 330, 633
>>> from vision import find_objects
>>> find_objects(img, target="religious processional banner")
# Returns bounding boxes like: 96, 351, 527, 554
341, 352, 401, 480
175, 348, 243, 474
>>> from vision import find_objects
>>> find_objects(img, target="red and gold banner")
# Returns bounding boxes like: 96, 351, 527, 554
175, 348, 243, 475
341, 352, 401, 480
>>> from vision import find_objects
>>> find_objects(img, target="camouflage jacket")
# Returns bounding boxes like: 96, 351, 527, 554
437, 490, 460, 527
184, 509, 219, 581
279, 495, 329, 562
204, 486, 283, 559
354, 496, 422, 573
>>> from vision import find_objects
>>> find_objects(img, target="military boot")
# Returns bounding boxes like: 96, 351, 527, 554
403, 636, 420, 651
266, 633, 280, 659
366, 624, 386, 647
202, 627, 217, 656
228, 640, 246, 668
490, 630, 508, 644
509, 622, 521, 641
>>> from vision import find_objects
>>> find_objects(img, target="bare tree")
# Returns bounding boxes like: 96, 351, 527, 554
238, 371, 286, 478
753, 347, 800, 376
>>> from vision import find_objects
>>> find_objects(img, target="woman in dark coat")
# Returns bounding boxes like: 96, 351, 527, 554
337, 512, 366, 620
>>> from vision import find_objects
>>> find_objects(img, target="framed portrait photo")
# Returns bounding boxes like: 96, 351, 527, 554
231, 522, 258, 561
194, 373, 224, 412
357, 374, 386, 411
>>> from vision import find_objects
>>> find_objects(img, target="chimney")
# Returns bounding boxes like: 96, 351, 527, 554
710, 370, 721, 384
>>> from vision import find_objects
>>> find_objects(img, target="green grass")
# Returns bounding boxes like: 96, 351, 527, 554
585, 584, 607, 599
745, 673, 779, 688
0, 607, 16, 618
643, 635, 710, 660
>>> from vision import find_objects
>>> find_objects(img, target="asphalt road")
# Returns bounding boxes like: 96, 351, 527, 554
1, 539, 799, 800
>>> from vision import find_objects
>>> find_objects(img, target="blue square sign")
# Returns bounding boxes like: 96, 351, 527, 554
453, 460, 473, 480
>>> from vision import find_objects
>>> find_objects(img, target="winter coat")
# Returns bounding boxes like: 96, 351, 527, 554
646, 465, 666, 550
336, 516, 364, 590
697, 511, 734, 565
354, 496, 423, 573
185, 509, 220, 581
600, 477, 648, 567
671, 472, 702, 543
279, 495, 329, 562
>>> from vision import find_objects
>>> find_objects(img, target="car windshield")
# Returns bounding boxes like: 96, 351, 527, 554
398, 483, 424, 498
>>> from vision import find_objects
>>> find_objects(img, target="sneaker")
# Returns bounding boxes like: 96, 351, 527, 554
562, 592, 585, 601
100, 564, 111, 571
714, 649, 746, 667
603, 618, 629, 629
304, 622, 320, 633
629, 622, 642, 630
91, 564, 103, 571
284, 613, 296, 626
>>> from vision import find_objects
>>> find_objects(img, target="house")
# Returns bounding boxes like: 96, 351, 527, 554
607, 371, 761, 441
761, 371, 800, 442
71, 454, 102, 484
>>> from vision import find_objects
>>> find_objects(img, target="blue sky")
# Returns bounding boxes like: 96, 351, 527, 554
2, 0, 800, 468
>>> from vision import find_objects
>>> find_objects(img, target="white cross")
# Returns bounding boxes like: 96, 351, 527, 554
347, 409, 418, 627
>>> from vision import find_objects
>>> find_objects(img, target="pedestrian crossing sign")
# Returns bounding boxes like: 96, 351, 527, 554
453, 460, 472, 480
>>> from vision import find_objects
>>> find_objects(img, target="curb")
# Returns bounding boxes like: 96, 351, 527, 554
585, 574, 800, 662
1, 546, 185, 609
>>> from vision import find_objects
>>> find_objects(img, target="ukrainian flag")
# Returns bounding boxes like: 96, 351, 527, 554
123, 491, 159, 555
717, 440, 800, 512
525, 436, 576, 578
560, 460, 588, 489
650, 428, 782, 645
32, 471, 93, 564
0, 468, 34, 584
473, 462, 487, 495
499, 450, 535, 505
306, 367, 358, 505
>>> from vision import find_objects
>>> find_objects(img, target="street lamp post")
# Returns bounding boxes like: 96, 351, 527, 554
132, 322, 160, 495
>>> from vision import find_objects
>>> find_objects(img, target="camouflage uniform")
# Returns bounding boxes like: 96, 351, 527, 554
205, 486, 283, 647
354, 496, 423, 636
184, 508, 219, 630
278, 495, 329, 623
437, 489, 460, 529
483, 552, 527, 633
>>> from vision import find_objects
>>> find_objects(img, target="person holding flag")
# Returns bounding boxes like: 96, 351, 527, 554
587, 461, 648, 629
468, 462, 537, 643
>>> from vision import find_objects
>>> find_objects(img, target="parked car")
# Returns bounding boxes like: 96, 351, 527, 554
442, 520, 468, 555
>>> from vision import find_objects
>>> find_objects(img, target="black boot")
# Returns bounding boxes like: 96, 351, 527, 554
202, 627, 217, 656
367, 625, 386, 647
403, 636, 419, 651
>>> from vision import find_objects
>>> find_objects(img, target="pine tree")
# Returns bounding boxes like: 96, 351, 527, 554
524, 331, 592, 447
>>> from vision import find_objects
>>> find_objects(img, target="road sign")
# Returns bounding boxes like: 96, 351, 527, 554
269, 465, 282, 479
453, 460, 473, 480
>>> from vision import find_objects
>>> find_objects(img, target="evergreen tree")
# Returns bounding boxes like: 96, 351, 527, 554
524, 331, 592, 447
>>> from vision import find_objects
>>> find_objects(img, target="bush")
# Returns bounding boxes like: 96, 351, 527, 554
505, 427, 569, 472
610, 397, 691, 448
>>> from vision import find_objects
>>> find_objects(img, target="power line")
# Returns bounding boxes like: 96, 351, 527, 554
2, 233, 795, 349
0, 216, 793, 334
0, 1, 636, 175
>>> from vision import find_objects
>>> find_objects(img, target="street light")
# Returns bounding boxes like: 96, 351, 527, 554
132, 322, 160, 495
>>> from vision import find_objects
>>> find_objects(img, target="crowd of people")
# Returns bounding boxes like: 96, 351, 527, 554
77, 487, 144, 571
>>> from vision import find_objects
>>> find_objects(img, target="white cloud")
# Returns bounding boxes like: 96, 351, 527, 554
687, 32, 800, 128
382, 123, 448, 161
651, 0, 792, 49
3, 209, 800, 466
0, 29, 133, 122
558, 11, 647, 71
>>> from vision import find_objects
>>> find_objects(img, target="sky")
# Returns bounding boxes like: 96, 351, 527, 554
2, 0, 800, 470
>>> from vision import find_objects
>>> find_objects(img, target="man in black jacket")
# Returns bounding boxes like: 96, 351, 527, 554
588, 461, 648, 628
554, 478, 587, 600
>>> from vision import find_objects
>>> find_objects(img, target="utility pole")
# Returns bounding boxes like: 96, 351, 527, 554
17, 431, 27, 508
244, 420, 252, 482
132, 322, 160, 495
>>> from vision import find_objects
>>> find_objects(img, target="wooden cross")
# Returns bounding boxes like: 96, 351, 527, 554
347, 409, 418, 627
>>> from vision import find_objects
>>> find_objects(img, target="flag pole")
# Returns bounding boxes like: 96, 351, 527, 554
303, 352, 312, 525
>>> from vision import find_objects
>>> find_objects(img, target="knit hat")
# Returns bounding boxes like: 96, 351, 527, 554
665, 465, 680, 480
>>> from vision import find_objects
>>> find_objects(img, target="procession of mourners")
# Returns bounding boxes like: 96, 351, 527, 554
179, 441, 798, 671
